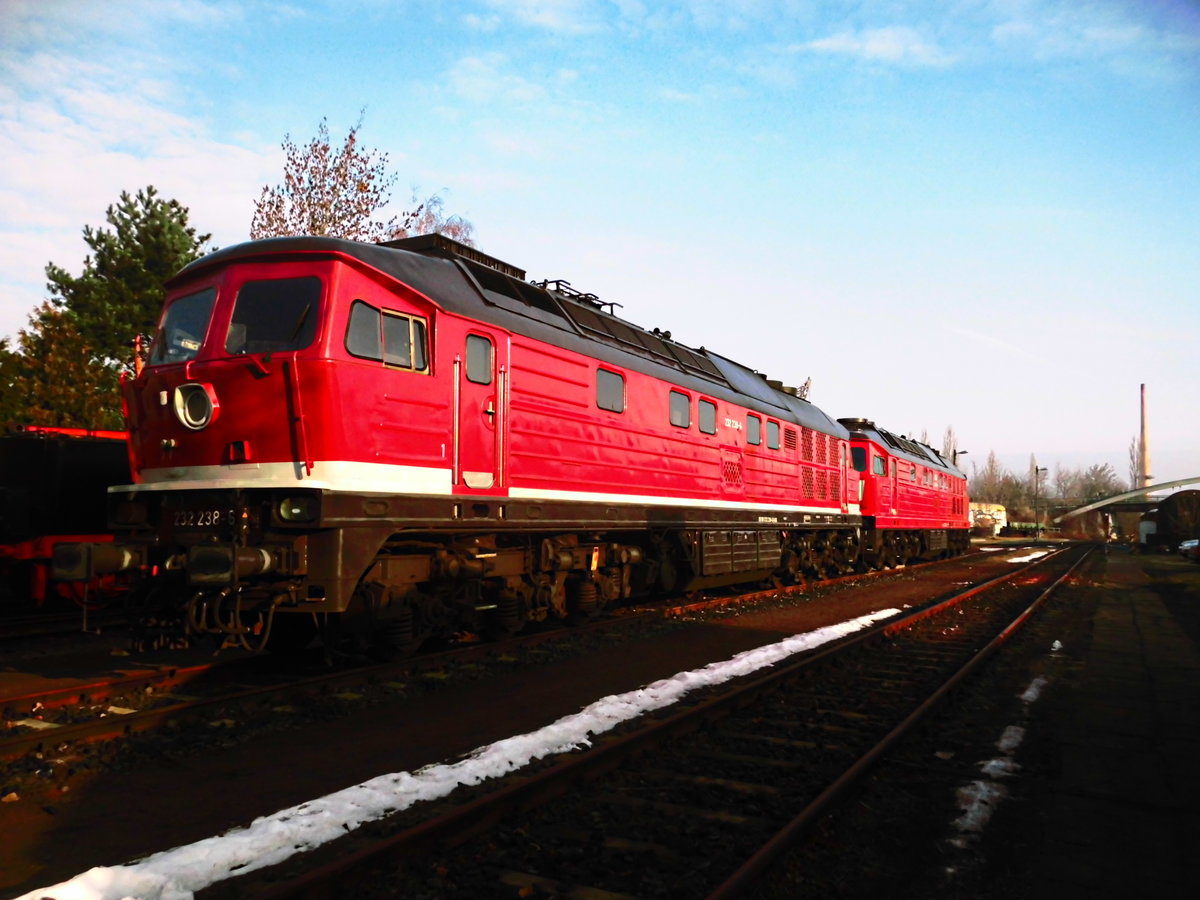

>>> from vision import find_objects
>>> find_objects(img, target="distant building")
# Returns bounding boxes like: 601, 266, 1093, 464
970, 502, 1007, 537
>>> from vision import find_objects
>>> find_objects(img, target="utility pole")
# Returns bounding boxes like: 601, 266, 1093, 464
1034, 466, 1048, 540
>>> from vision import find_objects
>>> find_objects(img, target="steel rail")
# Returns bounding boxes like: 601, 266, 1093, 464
0, 608, 663, 765
0, 608, 131, 641
664, 544, 1003, 617
1, 662, 214, 717
704, 544, 1095, 898
2, 546, 1019, 762
228, 545, 1085, 900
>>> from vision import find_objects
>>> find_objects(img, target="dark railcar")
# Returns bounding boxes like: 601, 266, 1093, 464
1, 426, 131, 607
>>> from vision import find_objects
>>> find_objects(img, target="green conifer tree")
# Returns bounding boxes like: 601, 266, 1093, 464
7, 187, 211, 429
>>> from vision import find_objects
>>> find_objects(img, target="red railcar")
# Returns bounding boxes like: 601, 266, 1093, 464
57, 235, 966, 650
840, 418, 970, 566
1, 425, 130, 609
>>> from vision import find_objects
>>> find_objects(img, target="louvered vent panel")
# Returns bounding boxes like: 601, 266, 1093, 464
802, 467, 815, 498
816, 470, 828, 500
722, 459, 743, 487
784, 428, 797, 452
801, 429, 814, 461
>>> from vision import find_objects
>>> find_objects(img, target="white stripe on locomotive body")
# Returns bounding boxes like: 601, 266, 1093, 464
110, 461, 852, 518
504, 486, 846, 517
111, 461, 454, 496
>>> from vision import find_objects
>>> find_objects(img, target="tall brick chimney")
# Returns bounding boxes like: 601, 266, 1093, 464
1140, 383, 1152, 490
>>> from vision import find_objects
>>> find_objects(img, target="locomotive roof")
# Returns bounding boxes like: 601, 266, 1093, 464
173, 236, 847, 438
837, 417, 966, 478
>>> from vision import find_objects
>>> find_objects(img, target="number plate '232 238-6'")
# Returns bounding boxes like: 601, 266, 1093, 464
173, 508, 233, 529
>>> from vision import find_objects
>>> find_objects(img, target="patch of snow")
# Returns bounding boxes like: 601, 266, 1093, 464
980, 757, 1021, 779
1006, 550, 1051, 563
16, 608, 899, 900
944, 674, 1049, 866
996, 724, 1025, 754
954, 779, 1009, 832
1020, 676, 1048, 704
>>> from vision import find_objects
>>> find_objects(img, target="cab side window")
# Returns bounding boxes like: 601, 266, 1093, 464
383, 313, 428, 369
873, 455, 886, 476
767, 421, 780, 450
346, 301, 429, 372
699, 399, 717, 434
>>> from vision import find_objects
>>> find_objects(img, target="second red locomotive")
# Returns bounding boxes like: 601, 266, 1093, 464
57, 234, 969, 651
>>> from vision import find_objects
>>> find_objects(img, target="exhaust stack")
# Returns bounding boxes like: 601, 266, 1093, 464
1139, 383, 1152, 490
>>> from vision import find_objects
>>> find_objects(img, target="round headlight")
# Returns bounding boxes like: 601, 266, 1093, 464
278, 496, 319, 523
174, 383, 219, 430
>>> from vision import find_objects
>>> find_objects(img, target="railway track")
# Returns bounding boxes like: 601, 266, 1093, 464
0, 609, 664, 768
0, 549, 996, 768
193, 544, 1092, 899
0, 606, 131, 642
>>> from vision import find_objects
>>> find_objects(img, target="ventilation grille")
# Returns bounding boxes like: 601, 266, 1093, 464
722, 459, 743, 487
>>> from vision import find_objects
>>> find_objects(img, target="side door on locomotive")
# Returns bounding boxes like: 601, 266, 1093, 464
455, 327, 509, 493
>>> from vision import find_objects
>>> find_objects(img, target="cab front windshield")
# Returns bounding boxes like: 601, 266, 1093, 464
224, 277, 321, 356
148, 288, 217, 366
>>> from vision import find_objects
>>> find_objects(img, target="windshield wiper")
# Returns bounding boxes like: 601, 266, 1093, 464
287, 303, 312, 346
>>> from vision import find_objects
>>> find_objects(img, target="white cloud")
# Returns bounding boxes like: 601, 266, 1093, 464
481, 0, 607, 35
447, 53, 548, 104
0, 0, 240, 53
658, 86, 701, 103
0, 16, 275, 343
463, 12, 503, 31
989, 5, 1200, 75
798, 26, 954, 67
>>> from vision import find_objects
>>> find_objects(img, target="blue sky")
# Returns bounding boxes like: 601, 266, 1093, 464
2, 0, 1198, 486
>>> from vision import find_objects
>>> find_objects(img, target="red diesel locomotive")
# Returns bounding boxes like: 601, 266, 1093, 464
840, 418, 970, 567
56, 234, 969, 651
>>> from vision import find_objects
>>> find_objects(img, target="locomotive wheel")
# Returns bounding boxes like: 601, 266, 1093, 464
569, 580, 600, 620
882, 533, 898, 568
483, 589, 528, 639
868, 535, 885, 571
368, 588, 441, 657
375, 603, 423, 657
658, 555, 681, 593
